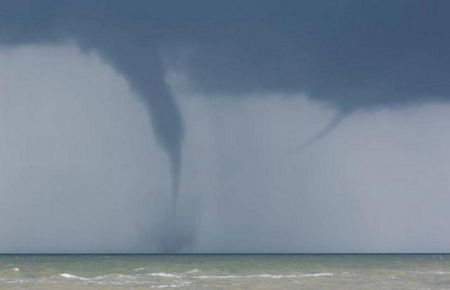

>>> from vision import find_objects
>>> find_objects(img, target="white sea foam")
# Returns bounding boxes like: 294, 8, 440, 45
59, 273, 89, 281
194, 272, 333, 279
0, 268, 20, 274
5, 278, 31, 284
416, 271, 450, 276
300, 273, 334, 277
434, 271, 450, 275
54, 271, 332, 287
57, 272, 190, 288
58, 272, 171, 286
151, 282, 191, 288
149, 272, 182, 278
185, 268, 199, 274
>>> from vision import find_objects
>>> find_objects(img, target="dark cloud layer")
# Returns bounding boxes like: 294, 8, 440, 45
180, 1, 450, 109
1, 0, 449, 251
2, 1, 450, 106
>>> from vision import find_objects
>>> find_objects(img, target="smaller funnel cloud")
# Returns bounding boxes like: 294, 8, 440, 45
290, 111, 348, 153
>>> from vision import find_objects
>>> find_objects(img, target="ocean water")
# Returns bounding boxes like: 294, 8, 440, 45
1, 254, 450, 289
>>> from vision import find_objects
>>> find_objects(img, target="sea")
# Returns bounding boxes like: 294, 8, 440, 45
1, 254, 450, 289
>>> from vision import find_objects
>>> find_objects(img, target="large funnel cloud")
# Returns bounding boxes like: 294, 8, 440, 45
97, 43, 183, 205
0, 0, 186, 205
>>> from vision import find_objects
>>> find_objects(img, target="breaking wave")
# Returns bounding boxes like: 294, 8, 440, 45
193, 273, 333, 279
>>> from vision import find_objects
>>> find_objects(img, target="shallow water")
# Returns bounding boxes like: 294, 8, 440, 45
1, 254, 450, 289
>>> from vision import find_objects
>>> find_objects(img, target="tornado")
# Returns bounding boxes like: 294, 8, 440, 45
99, 43, 184, 208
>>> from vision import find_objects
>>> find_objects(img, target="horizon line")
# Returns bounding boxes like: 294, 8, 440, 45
0, 253, 449, 255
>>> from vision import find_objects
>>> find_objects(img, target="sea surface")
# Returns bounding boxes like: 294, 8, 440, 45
1, 254, 450, 289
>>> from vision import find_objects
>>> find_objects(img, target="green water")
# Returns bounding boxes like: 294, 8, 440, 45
0, 254, 450, 289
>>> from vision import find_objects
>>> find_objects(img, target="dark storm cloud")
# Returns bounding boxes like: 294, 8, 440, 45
1, 0, 449, 204
172, 1, 450, 110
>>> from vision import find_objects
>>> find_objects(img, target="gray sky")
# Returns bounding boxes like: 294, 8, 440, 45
0, 1, 450, 253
